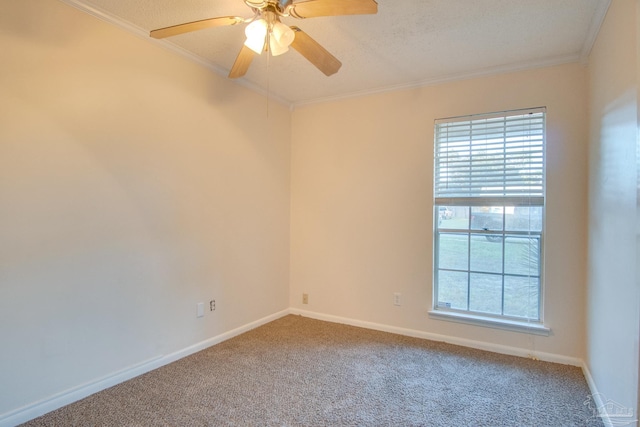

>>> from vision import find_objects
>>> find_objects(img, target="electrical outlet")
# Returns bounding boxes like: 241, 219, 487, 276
209, 300, 216, 311
302, 293, 308, 304
393, 293, 401, 306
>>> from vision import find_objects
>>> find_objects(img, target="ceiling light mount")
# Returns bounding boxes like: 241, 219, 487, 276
244, 0, 294, 16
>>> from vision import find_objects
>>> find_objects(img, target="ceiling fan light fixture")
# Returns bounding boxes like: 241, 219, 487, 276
269, 37, 289, 56
149, 0, 378, 78
244, 18, 268, 54
272, 21, 295, 46
269, 21, 295, 56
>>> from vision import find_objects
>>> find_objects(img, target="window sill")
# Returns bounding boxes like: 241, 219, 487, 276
428, 310, 551, 336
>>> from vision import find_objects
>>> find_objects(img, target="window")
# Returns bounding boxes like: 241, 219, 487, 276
432, 108, 545, 328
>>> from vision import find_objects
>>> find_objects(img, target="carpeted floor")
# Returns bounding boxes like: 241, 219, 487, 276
22, 315, 603, 426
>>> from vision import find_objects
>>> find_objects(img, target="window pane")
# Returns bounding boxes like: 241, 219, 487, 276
504, 276, 539, 319
505, 206, 543, 232
470, 207, 503, 232
437, 270, 468, 310
438, 233, 468, 270
504, 237, 540, 276
469, 273, 502, 315
438, 206, 469, 230
470, 234, 503, 273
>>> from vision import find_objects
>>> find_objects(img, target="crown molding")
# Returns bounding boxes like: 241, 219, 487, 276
292, 53, 583, 109
58, 0, 609, 111
57, 0, 292, 107
579, 0, 612, 61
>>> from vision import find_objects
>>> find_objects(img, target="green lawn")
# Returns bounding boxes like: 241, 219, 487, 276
436, 219, 540, 320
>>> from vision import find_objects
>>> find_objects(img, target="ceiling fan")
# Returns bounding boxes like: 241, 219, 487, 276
150, 0, 378, 79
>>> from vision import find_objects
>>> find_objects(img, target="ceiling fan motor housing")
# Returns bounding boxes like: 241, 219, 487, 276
244, 0, 293, 16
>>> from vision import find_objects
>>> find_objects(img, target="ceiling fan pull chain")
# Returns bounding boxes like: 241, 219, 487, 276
266, 33, 271, 118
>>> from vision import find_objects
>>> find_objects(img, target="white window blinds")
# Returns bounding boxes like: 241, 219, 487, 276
434, 108, 545, 205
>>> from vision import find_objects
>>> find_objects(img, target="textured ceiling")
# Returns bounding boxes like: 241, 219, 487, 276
63, 0, 610, 106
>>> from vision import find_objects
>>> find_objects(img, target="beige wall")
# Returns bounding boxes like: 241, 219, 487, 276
587, 0, 640, 417
291, 63, 589, 359
0, 0, 290, 416
5, 0, 638, 422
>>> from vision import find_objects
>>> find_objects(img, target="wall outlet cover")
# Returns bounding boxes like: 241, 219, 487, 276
393, 293, 401, 306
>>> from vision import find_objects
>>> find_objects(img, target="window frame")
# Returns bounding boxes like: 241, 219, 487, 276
430, 108, 548, 334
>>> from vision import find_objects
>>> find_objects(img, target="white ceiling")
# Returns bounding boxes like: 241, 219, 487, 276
63, 0, 610, 107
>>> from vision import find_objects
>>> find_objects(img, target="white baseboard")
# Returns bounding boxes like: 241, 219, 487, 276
0, 309, 289, 427
1, 308, 591, 427
0, 355, 162, 427
289, 308, 583, 367
581, 361, 615, 427
157, 309, 290, 367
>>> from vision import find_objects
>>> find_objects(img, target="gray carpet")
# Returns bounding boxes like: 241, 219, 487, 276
22, 315, 603, 426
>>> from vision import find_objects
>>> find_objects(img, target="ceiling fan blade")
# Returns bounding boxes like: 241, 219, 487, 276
228, 45, 256, 79
290, 27, 342, 76
150, 16, 244, 39
288, 0, 378, 19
